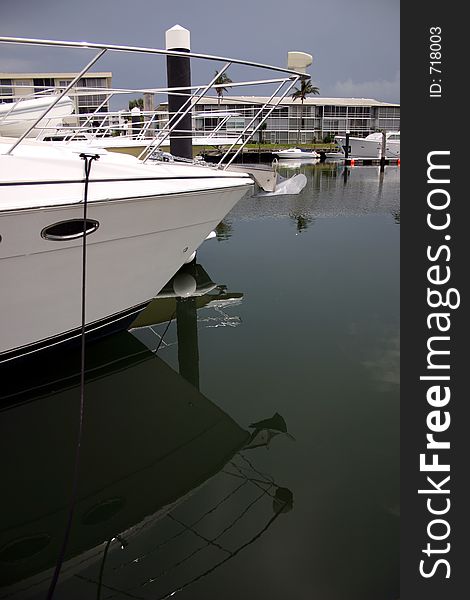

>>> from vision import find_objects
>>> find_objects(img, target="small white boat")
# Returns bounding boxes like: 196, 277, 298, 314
0, 95, 74, 138
334, 131, 400, 159
273, 147, 320, 159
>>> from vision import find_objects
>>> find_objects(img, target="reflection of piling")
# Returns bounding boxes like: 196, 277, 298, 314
378, 168, 385, 196
176, 297, 200, 390
343, 133, 350, 183
166, 25, 193, 159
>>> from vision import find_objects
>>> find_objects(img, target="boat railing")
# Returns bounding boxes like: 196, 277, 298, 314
32, 111, 251, 146
0, 36, 308, 166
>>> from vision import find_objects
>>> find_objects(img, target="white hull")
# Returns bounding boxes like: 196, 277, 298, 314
0, 186, 249, 360
0, 35, 306, 360
0, 140, 252, 360
273, 148, 319, 159
334, 134, 400, 158
0, 96, 74, 138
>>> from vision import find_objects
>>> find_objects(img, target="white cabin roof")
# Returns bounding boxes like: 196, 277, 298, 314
161, 96, 399, 108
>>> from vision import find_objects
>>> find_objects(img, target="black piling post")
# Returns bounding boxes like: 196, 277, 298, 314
344, 130, 350, 163
380, 129, 387, 172
166, 25, 193, 160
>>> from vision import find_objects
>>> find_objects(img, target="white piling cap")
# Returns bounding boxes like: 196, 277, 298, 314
287, 51, 313, 73
166, 24, 191, 50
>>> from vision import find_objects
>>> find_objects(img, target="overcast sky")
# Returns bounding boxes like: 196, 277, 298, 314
1, 0, 399, 103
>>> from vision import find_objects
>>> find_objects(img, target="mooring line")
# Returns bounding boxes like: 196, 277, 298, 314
45, 153, 100, 600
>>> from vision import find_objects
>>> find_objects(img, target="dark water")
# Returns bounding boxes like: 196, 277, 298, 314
0, 162, 400, 600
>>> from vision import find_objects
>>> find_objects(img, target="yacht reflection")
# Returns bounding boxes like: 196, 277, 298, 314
131, 262, 243, 330
245, 412, 296, 450
0, 268, 292, 599
275, 158, 319, 169
214, 219, 233, 241
289, 212, 315, 233
131, 262, 244, 390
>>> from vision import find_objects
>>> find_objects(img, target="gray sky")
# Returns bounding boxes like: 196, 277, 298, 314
1, 0, 399, 103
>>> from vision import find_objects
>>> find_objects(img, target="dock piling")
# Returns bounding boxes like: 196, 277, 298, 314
344, 130, 350, 161
380, 130, 387, 171
165, 25, 193, 160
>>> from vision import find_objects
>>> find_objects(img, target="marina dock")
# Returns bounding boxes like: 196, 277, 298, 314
201, 149, 400, 166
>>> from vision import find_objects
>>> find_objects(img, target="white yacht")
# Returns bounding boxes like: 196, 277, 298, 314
0, 138, 252, 362
0, 95, 74, 138
0, 35, 309, 362
334, 131, 400, 159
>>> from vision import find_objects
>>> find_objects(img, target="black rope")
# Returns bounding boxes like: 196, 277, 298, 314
96, 538, 113, 600
45, 153, 100, 600
153, 310, 176, 354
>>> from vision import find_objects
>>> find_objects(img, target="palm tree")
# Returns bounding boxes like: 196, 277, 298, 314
291, 78, 319, 145
258, 122, 267, 147
127, 98, 144, 136
128, 98, 144, 111
214, 70, 233, 108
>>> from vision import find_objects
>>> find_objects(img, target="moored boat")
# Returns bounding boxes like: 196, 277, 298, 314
334, 131, 400, 158
0, 137, 252, 362
272, 147, 319, 159
0, 35, 310, 362
0, 95, 74, 138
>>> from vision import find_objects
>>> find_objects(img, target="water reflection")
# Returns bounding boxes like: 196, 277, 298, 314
275, 158, 319, 170
290, 213, 315, 234
214, 220, 233, 242
0, 162, 399, 599
245, 412, 295, 450
0, 262, 293, 599
131, 263, 244, 388
225, 163, 400, 225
